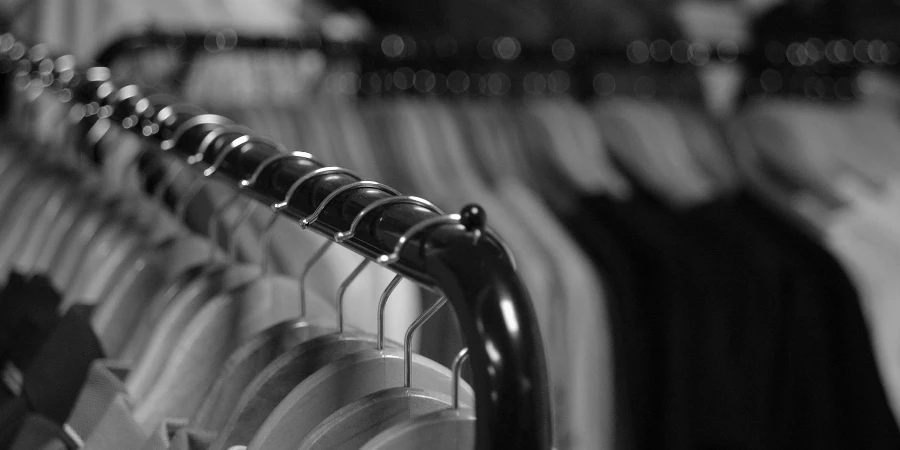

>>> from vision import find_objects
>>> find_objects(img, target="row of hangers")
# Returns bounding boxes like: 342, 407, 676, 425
92, 28, 638, 449
72, 23, 900, 450
0, 32, 553, 450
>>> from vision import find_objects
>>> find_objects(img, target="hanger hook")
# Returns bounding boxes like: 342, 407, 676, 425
172, 124, 254, 229
334, 259, 370, 334
191, 124, 254, 166
150, 155, 184, 204
271, 166, 360, 211
299, 181, 400, 229
242, 150, 317, 188
158, 116, 239, 226
376, 275, 403, 350
252, 152, 320, 274
312, 182, 401, 331
141, 102, 205, 138
219, 140, 310, 260
170, 123, 237, 224
271, 167, 360, 318
107, 84, 144, 129
154, 102, 206, 128
231, 151, 317, 273
83, 115, 113, 166
378, 214, 462, 265
225, 134, 293, 167
204, 132, 264, 177
203, 131, 257, 262
403, 296, 448, 387
451, 348, 470, 409
334, 196, 443, 243
161, 113, 233, 151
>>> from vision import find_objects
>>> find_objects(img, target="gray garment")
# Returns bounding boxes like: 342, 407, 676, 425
82, 393, 148, 449
191, 321, 332, 432
67, 360, 130, 439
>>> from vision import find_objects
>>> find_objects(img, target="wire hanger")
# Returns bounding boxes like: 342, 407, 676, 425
244, 211, 472, 450
209, 194, 443, 449
193, 179, 400, 438
291, 215, 473, 450
1, 33, 554, 447
188, 156, 352, 431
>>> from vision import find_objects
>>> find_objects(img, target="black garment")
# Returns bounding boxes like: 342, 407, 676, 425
0, 304, 103, 449
670, 196, 792, 449
0, 272, 62, 375
560, 189, 900, 449
9, 414, 78, 450
735, 192, 900, 449
562, 191, 690, 449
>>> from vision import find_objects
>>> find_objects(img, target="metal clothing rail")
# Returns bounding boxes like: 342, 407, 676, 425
93, 28, 750, 101
94, 27, 750, 69
0, 33, 552, 450
94, 28, 362, 67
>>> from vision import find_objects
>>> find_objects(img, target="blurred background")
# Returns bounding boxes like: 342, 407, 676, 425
4, 0, 900, 448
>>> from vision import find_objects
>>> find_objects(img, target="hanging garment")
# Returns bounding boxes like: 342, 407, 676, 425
0, 302, 104, 448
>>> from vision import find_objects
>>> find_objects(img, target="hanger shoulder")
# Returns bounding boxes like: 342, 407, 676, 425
298, 387, 453, 450
124, 263, 257, 401
134, 272, 335, 432
248, 348, 474, 450
360, 408, 477, 450
211, 333, 378, 450
192, 319, 335, 432
116, 260, 229, 363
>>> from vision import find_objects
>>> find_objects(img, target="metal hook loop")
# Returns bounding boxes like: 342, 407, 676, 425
378, 214, 462, 265
262, 166, 357, 317
334, 259, 370, 333
376, 275, 403, 350
191, 124, 254, 165
243, 151, 317, 188
299, 181, 400, 230
155, 102, 206, 126
230, 151, 314, 273
205, 134, 296, 261
151, 156, 184, 204
271, 166, 360, 211
161, 113, 233, 150
250, 151, 320, 275
403, 296, 448, 387
226, 134, 291, 164
334, 196, 443, 243
141, 102, 205, 138
297, 239, 333, 319
200, 127, 257, 177
170, 125, 247, 223
203, 132, 261, 261
451, 348, 470, 409
297, 181, 398, 331
107, 84, 143, 127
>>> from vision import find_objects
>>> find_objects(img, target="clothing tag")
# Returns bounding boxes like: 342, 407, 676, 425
63, 423, 85, 449
1, 361, 23, 396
